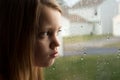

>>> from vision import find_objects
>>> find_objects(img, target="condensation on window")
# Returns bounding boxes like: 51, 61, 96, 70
44, 0, 120, 80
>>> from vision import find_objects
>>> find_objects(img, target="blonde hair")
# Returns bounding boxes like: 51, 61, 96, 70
36, 0, 62, 29
35, 0, 62, 80
0, 0, 61, 80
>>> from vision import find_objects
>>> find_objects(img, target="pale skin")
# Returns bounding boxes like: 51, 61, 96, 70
34, 6, 62, 67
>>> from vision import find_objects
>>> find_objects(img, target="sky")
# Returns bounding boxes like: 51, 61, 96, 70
63, 0, 80, 7
63, 0, 120, 7
116, 0, 120, 2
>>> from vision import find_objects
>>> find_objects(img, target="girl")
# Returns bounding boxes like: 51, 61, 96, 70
0, 0, 62, 80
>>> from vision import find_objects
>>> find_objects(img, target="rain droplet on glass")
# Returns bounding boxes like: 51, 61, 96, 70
73, 75, 76, 78
81, 57, 84, 60
107, 62, 109, 64
113, 72, 116, 74
52, 67, 56, 70
83, 52, 87, 56
107, 36, 110, 40
65, 78, 68, 80
117, 56, 120, 59
117, 49, 120, 53
81, 26, 83, 28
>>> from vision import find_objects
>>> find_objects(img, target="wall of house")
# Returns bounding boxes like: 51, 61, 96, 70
112, 3, 120, 36
68, 6, 102, 36
63, 0, 119, 36
94, 23, 103, 35
58, 16, 70, 56
68, 8, 96, 20
99, 0, 118, 34
61, 16, 70, 37
113, 15, 120, 36
69, 22, 93, 36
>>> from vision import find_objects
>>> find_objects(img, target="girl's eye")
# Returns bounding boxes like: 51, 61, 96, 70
42, 32, 49, 36
57, 29, 62, 35
37, 29, 62, 39
37, 31, 51, 38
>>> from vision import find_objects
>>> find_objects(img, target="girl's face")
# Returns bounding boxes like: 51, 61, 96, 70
34, 6, 62, 67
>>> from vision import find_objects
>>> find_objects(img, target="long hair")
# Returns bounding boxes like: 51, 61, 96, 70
36, 0, 62, 34
0, 0, 38, 80
0, 0, 62, 80
35, 0, 62, 80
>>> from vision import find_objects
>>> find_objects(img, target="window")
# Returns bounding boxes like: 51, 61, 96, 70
44, 0, 120, 80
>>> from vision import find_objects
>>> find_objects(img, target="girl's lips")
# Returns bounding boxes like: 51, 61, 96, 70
49, 52, 58, 58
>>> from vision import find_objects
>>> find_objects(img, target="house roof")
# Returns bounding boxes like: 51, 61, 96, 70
71, 0, 104, 9
60, 0, 104, 23
61, 6, 91, 23
68, 14, 88, 23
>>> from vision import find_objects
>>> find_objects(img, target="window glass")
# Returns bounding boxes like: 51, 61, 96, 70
44, 0, 120, 80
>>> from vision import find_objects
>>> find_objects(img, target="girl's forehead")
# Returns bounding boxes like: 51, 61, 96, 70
41, 6, 61, 23
41, 6, 60, 17
38, 6, 61, 29
40, 7, 51, 21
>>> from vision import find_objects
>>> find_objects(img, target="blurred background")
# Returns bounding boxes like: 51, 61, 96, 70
44, 0, 120, 80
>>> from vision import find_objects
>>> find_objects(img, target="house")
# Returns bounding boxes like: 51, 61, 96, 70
99, 0, 118, 34
61, 0, 119, 36
67, 14, 94, 35
113, 15, 120, 36
61, 16, 70, 37
113, 3, 120, 36
65, 0, 104, 35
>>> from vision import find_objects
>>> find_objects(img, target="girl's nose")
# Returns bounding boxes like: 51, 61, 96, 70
50, 35, 60, 50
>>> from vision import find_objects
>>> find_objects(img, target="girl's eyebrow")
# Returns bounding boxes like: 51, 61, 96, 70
48, 25, 62, 30
40, 25, 62, 31
58, 26, 62, 29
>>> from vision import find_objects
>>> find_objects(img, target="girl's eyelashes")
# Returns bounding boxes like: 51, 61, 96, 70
58, 29, 62, 32
37, 31, 51, 38
57, 29, 62, 35
37, 29, 62, 39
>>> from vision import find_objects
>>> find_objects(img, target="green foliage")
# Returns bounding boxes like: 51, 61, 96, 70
63, 34, 112, 44
44, 54, 120, 80
104, 42, 120, 48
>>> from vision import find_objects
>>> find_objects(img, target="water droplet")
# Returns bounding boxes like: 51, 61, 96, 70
118, 49, 120, 53
113, 72, 116, 74
97, 69, 100, 71
85, 70, 88, 73
97, 61, 99, 65
103, 62, 106, 65
99, 21, 101, 25
97, 56, 100, 58
81, 26, 83, 28
107, 36, 110, 40
73, 75, 76, 78
52, 67, 56, 70
117, 51, 120, 58
106, 32, 111, 40
117, 56, 120, 59
107, 62, 109, 64
83, 52, 87, 56
65, 79, 68, 80
81, 57, 84, 60
65, 68, 69, 71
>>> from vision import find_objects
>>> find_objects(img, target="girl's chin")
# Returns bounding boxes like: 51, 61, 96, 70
37, 58, 55, 67
45, 59, 55, 67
